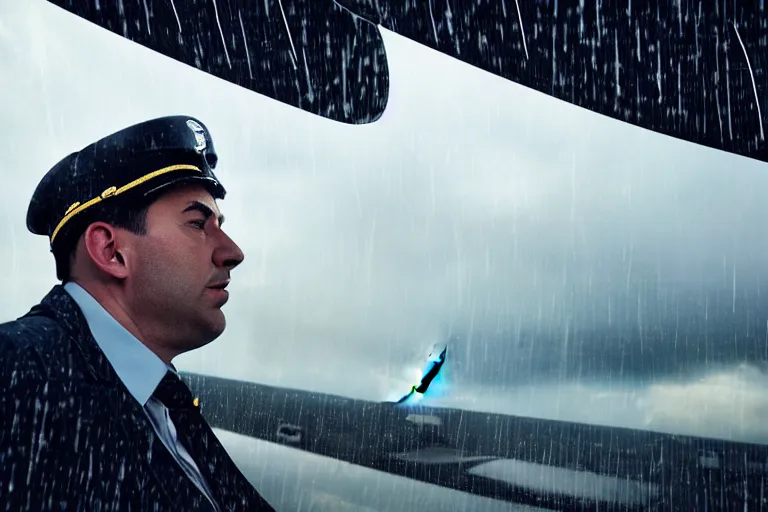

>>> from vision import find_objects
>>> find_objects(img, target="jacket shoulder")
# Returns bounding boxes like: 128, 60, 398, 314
0, 314, 97, 510
0, 313, 71, 384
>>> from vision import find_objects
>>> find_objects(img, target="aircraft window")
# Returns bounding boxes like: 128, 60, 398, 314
277, 424, 304, 445
3, 2, 768, 511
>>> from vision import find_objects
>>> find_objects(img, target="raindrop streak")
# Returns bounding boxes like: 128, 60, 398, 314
428, 0, 439, 43
655, 40, 662, 104
714, 30, 725, 143
614, 27, 620, 111
169, 0, 182, 34
731, 22, 765, 141
732, 258, 737, 314
301, 47, 314, 102
277, 0, 299, 70
513, 0, 529, 59
724, 34, 733, 141
238, 10, 253, 80
142, 0, 151, 35
211, 0, 232, 69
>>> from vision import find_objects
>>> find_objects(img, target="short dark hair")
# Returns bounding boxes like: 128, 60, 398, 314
54, 196, 150, 282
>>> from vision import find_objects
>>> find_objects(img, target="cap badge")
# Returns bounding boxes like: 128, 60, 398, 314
186, 119, 207, 153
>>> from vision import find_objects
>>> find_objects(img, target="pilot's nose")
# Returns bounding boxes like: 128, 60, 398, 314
213, 231, 245, 270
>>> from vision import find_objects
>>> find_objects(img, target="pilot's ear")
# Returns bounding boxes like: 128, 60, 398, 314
82, 222, 130, 279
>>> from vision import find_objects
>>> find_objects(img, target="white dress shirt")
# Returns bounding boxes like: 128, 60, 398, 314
64, 282, 220, 511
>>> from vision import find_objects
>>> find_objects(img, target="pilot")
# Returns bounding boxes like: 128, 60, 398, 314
0, 116, 275, 511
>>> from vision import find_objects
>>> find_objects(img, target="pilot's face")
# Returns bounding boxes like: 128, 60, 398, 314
129, 183, 244, 356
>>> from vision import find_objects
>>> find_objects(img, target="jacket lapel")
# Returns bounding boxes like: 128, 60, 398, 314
116, 392, 215, 511
172, 407, 273, 510
24, 286, 212, 511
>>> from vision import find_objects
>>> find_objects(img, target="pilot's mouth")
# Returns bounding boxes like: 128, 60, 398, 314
207, 282, 230, 303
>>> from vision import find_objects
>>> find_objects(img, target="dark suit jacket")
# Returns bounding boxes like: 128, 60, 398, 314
0, 285, 275, 511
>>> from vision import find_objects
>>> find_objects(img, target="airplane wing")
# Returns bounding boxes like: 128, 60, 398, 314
44, 0, 389, 125
46, 0, 768, 165
180, 372, 768, 511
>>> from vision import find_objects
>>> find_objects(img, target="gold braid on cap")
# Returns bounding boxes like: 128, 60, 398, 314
50, 164, 202, 245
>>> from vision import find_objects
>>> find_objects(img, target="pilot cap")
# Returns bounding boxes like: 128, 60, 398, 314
26, 115, 226, 253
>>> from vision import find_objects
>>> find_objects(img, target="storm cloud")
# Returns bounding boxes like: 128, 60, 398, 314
3, 0, 768, 445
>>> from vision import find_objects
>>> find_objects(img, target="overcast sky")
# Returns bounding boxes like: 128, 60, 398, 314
3, 0, 768, 445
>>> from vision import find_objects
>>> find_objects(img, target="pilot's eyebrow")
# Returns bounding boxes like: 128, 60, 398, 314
183, 200, 225, 226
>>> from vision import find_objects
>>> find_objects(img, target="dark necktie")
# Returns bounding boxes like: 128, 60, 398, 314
152, 370, 275, 511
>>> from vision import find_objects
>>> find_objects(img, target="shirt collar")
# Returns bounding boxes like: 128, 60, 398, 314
64, 282, 169, 406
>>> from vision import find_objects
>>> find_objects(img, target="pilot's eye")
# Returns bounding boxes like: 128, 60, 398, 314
190, 219, 207, 229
